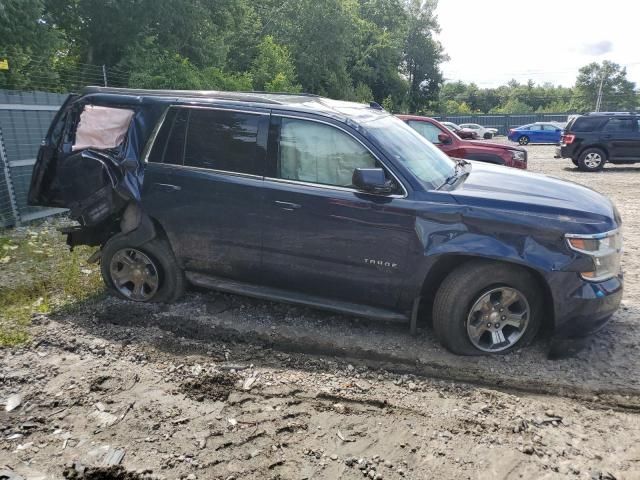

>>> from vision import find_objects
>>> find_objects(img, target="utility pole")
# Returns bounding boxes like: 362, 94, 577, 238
102, 64, 108, 87
595, 64, 607, 112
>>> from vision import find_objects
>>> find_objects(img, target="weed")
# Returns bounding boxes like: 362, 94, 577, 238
0, 221, 104, 346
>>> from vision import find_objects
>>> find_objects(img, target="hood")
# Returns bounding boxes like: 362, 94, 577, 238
450, 161, 618, 232
466, 139, 524, 151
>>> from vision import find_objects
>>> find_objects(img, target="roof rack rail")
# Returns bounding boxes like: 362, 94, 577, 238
585, 111, 636, 116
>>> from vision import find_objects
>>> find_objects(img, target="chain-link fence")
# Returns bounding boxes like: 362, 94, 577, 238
0, 89, 67, 228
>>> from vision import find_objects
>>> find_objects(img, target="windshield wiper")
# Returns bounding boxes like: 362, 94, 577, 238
438, 159, 469, 190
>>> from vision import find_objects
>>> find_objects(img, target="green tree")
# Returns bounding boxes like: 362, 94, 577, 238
402, 0, 446, 113
572, 60, 637, 112
251, 36, 300, 92
0, 0, 63, 90
490, 98, 532, 114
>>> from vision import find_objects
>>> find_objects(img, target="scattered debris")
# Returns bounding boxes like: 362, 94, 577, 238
182, 373, 238, 402
5, 393, 22, 412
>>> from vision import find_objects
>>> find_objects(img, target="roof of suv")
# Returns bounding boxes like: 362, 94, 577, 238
81, 86, 388, 123
584, 112, 637, 117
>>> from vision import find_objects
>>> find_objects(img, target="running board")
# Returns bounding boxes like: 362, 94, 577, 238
186, 271, 409, 323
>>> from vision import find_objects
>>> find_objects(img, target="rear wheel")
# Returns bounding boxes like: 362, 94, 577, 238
432, 260, 542, 355
518, 136, 530, 145
101, 235, 185, 303
577, 148, 605, 172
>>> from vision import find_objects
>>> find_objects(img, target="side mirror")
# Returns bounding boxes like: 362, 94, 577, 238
438, 133, 452, 145
352, 168, 394, 195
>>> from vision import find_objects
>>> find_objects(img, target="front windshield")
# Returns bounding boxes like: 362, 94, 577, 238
364, 115, 455, 189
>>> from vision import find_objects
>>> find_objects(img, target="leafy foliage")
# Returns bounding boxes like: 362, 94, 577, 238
435, 65, 637, 115
0, 0, 446, 112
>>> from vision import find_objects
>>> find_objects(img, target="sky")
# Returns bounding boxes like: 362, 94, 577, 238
435, 0, 640, 88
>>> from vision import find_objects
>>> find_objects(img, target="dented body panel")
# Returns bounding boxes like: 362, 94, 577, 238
28, 87, 622, 340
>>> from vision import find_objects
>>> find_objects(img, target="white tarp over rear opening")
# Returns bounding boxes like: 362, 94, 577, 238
72, 105, 135, 151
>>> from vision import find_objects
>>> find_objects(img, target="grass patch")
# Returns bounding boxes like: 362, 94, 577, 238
0, 222, 104, 346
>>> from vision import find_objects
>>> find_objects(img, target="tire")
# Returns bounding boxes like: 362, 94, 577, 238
483, 132, 493, 139
100, 234, 185, 303
571, 159, 579, 167
577, 148, 606, 172
432, 260, 542, 356
518, 136, 530, 145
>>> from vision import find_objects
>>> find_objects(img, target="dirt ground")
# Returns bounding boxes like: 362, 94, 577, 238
2, 141, 640, 479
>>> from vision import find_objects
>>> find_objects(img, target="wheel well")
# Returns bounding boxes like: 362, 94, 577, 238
578, 144, 608, 160
419, 255, 554, 332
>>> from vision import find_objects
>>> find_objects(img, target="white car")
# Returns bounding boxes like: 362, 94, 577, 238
459, 123, 495, 139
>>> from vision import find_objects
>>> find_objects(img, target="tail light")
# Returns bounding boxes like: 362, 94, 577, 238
562, 134, 575, 144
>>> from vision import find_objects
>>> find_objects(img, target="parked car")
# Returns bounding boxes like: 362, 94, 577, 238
29, 88, 622, 356
459, 123, 494, 139
557, 112, 640, 171
440, 121, 478, 139
508, 122, 563, 145
398, 115, 527, 169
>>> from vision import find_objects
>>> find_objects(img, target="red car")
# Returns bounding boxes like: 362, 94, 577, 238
397, 115, 527, 169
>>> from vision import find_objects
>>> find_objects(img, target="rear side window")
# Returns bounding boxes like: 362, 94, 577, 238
148, 107, 188, 165
604, 118, 638, 133
184, 109, 262, 175
570, 116, 607, 132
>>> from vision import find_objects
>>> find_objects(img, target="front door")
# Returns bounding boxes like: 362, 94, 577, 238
260, 115, 415, 309
142, 105, 269, 280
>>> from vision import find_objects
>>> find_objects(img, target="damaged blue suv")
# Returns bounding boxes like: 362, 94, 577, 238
28, 88, 623, 355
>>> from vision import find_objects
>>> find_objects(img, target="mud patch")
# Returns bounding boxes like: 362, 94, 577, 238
181, 372, 238, 402
62, 465, 152, 480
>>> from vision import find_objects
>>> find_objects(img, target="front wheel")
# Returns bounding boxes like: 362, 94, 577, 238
484, 132, 493, 139
100, 235, 185, 303
432, 261, 542, 355
577, 148, 606, 172
518, 136, 530, 145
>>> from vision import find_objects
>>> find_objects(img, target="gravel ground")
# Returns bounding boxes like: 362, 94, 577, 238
2, 140, 640, 479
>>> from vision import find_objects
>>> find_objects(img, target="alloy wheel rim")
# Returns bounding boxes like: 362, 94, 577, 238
466, 287, 530, 353
519, 137, 528, 145
109, 248, 160, 301
584, 153, 602, 168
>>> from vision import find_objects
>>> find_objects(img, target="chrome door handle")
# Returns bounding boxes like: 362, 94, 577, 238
274, 200, 301, 210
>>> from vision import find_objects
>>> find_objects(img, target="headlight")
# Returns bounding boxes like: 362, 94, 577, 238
510, 150, 526, 161
566, 229, 622, 281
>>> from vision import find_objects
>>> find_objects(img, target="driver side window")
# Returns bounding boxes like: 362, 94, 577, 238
407, 120, 443, 144
278, 118, 377, 187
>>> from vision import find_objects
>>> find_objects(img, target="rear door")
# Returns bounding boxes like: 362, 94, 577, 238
601, 117, 640, 160
260, 114, 415, 309
527, 124, 543, 142
141, 105, 269, 280
28, 94, 80, 207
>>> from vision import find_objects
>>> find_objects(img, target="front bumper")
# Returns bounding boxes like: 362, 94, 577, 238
551, 272, 623, 339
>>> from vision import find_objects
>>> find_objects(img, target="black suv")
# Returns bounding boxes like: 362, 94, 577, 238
557, 112, 640, 171
28, 88, 623, 356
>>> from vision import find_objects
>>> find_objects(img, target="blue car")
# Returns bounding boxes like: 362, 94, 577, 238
28, 88, 622, 356
508, 122, 563, 145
